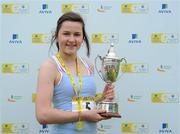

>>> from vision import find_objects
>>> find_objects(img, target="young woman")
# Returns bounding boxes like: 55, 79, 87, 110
35, 12, 114, 134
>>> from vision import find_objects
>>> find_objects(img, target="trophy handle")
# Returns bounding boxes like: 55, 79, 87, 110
95, 55, 105, 81
117, 57, 127, 80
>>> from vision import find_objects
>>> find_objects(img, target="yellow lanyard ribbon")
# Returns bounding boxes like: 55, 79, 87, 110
55, 53, 82, 111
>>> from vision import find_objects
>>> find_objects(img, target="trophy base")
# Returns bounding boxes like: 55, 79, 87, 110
96, 102, 121, 118
100, 112, 121, 118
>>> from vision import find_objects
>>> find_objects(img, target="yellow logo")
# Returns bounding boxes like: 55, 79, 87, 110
121, 64, 133, 73
32, 34, 50, 44
121, 63, 148, 73
61, 3, 89, 14
121, 123, 134, 132
2, 123, 12, 133
2, 123, 29, 133
151, 93, 179, 103
121, 4, 133, 13
1, 63, 28, 73
61, 4, 73, 13
92, 34, 103, 43
1, 64, 13, 73
2, 4, 29, 14
151, 33, 162, 43
2, 4, 13, 13
121, 122, 148, 133
151, 93, 162, 103
121, 3, 148, 13
92, 33, 119, 44
151, 33, 178, 44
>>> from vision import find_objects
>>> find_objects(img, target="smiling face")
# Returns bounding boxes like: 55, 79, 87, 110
57, 21, 83, 56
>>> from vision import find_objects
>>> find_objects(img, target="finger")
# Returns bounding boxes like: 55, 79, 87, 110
102, 116, 111, 120
107, 96, 114, 100
100, 114, 112, 119
100, 117, 107, 121
108, 84, 114, 89
105, 89, 114, 95
104, 87, 113, 94
105, 93, 115, 99
103, 84, 109, 92
110, 85, 115, 89
97, 109, 106, 114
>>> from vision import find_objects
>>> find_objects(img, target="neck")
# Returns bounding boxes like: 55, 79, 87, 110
58, 51, 77, 64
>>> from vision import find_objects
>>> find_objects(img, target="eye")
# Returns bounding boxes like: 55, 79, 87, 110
63, 32, 70, 36
74, 33, 81, 37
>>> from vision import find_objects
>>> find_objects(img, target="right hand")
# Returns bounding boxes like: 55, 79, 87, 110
102, 82, 115, 102
81, 109, 110, 122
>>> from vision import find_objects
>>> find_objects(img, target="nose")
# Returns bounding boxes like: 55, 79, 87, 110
68, 35, 75, 42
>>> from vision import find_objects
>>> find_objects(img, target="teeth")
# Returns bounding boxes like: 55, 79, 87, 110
66, 44, 76, 46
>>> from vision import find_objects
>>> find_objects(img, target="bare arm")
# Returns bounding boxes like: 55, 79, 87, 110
35, 59, 79, 124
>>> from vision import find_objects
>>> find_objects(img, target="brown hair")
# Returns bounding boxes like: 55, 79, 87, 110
50, 12, 90, 57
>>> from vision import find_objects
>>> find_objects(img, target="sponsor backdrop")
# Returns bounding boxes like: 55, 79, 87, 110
0, 0, 180, 134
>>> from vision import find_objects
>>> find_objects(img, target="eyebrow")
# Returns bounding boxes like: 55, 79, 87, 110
62, 31, 82, 33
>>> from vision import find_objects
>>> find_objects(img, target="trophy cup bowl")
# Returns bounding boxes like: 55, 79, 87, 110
101, 58, 120, 83
95, 43, 126, 118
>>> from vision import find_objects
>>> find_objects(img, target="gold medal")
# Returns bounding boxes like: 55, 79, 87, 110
75, 121, 84, 131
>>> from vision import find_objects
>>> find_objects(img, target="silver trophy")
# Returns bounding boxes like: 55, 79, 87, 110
95, 43, 127, 118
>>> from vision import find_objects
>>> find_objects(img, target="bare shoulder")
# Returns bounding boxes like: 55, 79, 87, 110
39, 58, 57, 76
40, 58, 56, 69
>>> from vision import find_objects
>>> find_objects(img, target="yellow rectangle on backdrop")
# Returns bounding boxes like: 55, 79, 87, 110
151, 33, 162, 43
1, 64, 13, 73
2, 123, 13, 133
61, 4, 73, 13
92, 33, 103, 43
2, 4, 13, 13
121, 123, 134, 132
121, 4, 133, 13
32, 34, 43, 43
121, 64, 132, 73
151, 93, 163, 103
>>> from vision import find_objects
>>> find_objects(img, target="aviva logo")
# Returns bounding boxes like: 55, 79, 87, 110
9, 34, 22, 44
128, 33, 141, 44
42, 4, 48, 10
159, 123, 172, 133
13, 34, 18, 39
39, 4, 52, 14
162, 123, 168, 129
162, 4, 168, 9
132, 34, 138, 39
158, 4, 172, 14
39, 124, 49, 133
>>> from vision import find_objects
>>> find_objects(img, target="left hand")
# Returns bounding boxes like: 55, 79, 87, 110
102, 82, 115, 101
